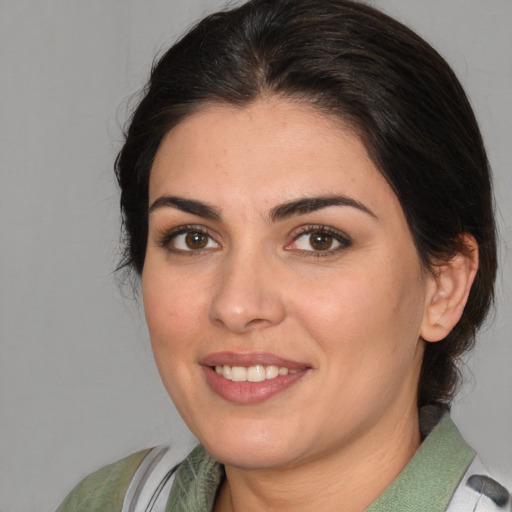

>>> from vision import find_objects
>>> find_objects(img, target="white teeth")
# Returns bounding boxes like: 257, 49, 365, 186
265, 365, 279, 379
214, 364, 301, 382
222, 365, 231, 380
247, 365, 265, 382
231, 366, 247, 382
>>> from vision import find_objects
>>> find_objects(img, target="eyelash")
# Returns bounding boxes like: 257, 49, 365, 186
287, 225, 352, 257
156, 224, 352, 257
157, 225, 219, 255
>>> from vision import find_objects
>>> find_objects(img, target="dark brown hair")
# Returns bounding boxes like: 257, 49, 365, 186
115, 0, 497, 408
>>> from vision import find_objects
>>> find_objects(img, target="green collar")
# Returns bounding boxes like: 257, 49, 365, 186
167, 444, 223, 512
167, 412, 475, 512
365, 412, 475, 511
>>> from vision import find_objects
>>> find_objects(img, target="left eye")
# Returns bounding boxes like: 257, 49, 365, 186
170, 231, 219, 251
291, 228, 350, 253
294, 231, 339, 251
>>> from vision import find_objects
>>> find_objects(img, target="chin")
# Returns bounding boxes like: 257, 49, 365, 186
197, 421, 305, 470
206, 442, 297, 471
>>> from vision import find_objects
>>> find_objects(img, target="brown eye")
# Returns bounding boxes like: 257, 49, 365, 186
185, 232, 208, 249
309, 232, 333, 251
290, 226, 351, 255
165, 229, 219, 252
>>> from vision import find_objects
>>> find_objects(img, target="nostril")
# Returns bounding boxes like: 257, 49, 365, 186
208, 269, 286, 333
246, 318, 270, 328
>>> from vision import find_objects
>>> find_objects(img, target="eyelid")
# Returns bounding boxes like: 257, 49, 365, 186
157, 224, 220, 253
286, 224, 352, 255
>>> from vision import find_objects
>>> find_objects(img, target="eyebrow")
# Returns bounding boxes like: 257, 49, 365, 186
148, 196, 222, 221
269, 195, 377, 222
148, 194, 376, 222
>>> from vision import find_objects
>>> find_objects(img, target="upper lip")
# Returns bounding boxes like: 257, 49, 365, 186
200, 351, 309, 370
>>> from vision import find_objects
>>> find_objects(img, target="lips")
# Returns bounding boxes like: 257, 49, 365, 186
200, 352, 310, 404
215, 364, 301, 382
201, 351, 308, 369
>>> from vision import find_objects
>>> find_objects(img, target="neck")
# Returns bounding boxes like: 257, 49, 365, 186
214, 404, 421, 512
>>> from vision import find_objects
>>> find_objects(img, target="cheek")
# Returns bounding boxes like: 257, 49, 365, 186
142, 265, 208, 357
292, 253, 426, 364
141, 267, 209, 417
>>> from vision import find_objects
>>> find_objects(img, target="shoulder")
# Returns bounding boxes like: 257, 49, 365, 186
167, 444, 224, 511
420, 407, 511, 511
447, 456, 511, 511
55, 448, 152, 512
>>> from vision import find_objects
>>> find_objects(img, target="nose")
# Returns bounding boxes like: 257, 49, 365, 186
208, 249, 286, 334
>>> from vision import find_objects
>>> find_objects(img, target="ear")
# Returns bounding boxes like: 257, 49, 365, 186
421, 235, 479, 343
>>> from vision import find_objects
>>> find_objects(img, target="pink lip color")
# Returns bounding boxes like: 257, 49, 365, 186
203, 366, 308, 404
200, 351, 307, 370
200, 352, 310, 404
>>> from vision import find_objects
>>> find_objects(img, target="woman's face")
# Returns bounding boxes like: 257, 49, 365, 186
143, 98, 434, 470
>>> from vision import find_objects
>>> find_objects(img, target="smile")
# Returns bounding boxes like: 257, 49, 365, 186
214, 364, 302, 382
201, 353, 310, 404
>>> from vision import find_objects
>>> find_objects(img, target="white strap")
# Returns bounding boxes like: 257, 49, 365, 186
123, 447, 510, 512
446, 456, 511, 511
122, 445, 187, 512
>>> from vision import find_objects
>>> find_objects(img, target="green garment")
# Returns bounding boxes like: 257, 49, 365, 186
55, 449, 151, 512
56, 413, 475, 512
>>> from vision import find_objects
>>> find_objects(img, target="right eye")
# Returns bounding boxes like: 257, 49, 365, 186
159, 227, 220, 253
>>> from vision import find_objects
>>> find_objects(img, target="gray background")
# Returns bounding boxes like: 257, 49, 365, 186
1, 1, 510, 511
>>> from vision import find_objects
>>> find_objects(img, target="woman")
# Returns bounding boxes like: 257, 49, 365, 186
57, 0, 509, 510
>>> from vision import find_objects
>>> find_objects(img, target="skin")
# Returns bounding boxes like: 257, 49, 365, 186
142, 98, 471, 512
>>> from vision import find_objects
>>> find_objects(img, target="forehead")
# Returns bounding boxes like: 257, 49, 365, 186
149, 98, 398, 218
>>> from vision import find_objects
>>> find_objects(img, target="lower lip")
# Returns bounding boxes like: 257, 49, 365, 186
203, 366, 308, 404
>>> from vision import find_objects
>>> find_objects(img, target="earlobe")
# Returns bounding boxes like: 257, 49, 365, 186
421, 235, 479, 342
